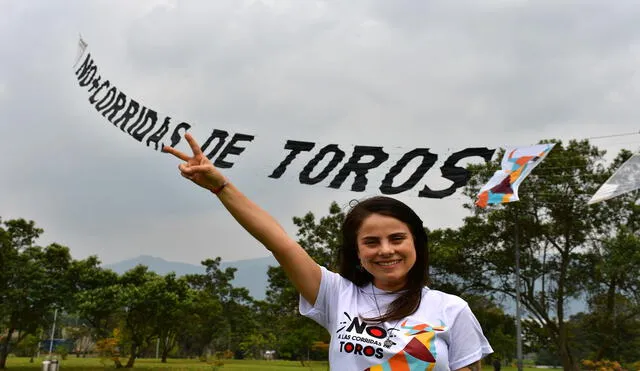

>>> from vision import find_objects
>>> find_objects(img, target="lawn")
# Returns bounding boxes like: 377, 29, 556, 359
3, 357, 546, 370
2, 357, 330, 370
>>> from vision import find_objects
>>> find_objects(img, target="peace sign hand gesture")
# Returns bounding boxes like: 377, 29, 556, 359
163, 133, 227, 193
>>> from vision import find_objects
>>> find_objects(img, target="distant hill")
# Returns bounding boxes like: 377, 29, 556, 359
104, 255, 278, 300
105, 255, 588, 315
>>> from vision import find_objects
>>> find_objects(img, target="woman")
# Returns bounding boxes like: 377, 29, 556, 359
164, 133, 492, 370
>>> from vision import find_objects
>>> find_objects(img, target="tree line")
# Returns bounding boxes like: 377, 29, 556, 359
1, 139, 639, 370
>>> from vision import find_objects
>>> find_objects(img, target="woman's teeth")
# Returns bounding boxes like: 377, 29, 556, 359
377, 260, 401, 266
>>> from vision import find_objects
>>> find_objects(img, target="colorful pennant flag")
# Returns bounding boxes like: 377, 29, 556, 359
476, 143, 555, 208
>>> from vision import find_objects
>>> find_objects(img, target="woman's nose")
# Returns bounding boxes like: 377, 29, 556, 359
378, 240, 395, 255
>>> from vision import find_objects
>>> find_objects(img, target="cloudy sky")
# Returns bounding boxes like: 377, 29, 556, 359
1, 0, 639, 266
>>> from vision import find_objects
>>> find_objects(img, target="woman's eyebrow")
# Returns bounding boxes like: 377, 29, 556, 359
389, 232, 408, 237
361, 236, 380, 241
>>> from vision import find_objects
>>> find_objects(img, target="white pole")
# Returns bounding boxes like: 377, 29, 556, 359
514, 214, 523, 371
48, 308, 58, 357
156, 338, 160, 359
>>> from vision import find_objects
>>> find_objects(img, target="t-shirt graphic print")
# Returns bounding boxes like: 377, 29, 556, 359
365, 320, 446, 371
300, 266, 493, 370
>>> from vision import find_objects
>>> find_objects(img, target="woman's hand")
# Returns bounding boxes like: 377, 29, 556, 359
163, 133, 226, 192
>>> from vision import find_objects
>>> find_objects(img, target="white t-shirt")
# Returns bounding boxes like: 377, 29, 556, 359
300, 266, 493, 370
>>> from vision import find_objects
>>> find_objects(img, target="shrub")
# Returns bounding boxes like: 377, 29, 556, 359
581, 359, 624, 371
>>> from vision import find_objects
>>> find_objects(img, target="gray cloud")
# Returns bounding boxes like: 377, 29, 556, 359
1, 0, 639, 266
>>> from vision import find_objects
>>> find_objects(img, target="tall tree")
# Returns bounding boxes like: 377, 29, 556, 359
185, 257, 255, 355
118, 265, 176, 368
154, 274, 190, 363
264, 202, 343, 360
0, 219, 73, 370
266, 201, 344, 315
430, 140, 635, 371
70, 258, 121, 339
174, 288, 223, 358
579, 228, 640, 362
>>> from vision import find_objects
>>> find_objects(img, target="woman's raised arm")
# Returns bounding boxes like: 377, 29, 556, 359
163, 133, 322, 305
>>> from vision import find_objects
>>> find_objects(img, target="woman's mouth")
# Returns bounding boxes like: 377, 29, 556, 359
376, 259, 402, 267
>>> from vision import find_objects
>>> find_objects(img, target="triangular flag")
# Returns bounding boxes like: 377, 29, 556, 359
476, 143, 555, 208
588, 153, 640, 204
73, 35, 89, 69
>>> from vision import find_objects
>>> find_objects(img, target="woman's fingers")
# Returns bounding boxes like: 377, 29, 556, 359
163, 133, 204, 160
179, 163, 212, 174
163, 145, 191, 162
184, 133, 204, 157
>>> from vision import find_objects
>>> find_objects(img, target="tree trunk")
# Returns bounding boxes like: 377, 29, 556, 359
558, 337, 577, 371
556, 321, 577, 371
595, 278, 617, 360
161, 346, 169, 363
125, 343, 137, 368
0, 328, 15, 369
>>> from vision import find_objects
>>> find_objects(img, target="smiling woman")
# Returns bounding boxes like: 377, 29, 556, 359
164, 133, 493, 371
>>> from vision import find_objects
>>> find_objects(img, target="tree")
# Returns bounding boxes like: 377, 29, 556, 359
0, 219, 74, 370
184, 257, 254, 356
174, 288, 223, 358
578, 226, 640, 363
264, 202, 343, 361
117, 265, 178, 368
73, 263, 121, 342
154, 274, 190, 363
429, 140, 636, 371
266, 202, 344, 315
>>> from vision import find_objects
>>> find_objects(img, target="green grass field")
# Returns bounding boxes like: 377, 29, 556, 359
2, 357, 329, 370
3, 357, 545, 370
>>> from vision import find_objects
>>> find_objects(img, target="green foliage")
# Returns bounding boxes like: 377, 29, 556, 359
263, 202, 343, 361
430, 140, 640, 370
55, 345, 69, 360
0, 218, 66, 369
12, 335, 39, 358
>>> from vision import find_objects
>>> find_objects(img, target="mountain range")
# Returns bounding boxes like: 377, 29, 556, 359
104, 254, 278, 300
104, 255, 587, 315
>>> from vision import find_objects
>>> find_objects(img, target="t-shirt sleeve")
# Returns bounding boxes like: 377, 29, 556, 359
447, 303, 494, 370
298, 265, 344, 330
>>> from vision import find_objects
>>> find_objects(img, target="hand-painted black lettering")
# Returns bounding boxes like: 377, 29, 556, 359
94, 86, 117, 112
299, 144, 345, 185
165, 122, 191, 148
131, 109, 158, 142
380, 148, 437, 195
329, 146, 389, 191
102, 92, 128, 122
201, 129, 229, 160
146, 116, 172, 150
75, 54, 94, 81
88, 80, 110, 104
214, 133, 255, 169
269, 140, 315, 179
114, 99, 140, 131
419, 147, 495, 198
126, 107, 147, 135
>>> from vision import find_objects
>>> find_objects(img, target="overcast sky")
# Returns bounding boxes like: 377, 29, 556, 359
1, 0, 639, 266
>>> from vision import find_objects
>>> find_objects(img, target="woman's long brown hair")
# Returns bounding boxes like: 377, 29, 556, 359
339, 196, 429, 323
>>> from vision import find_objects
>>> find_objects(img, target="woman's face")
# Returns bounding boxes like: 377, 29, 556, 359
356, 213, 416, 291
